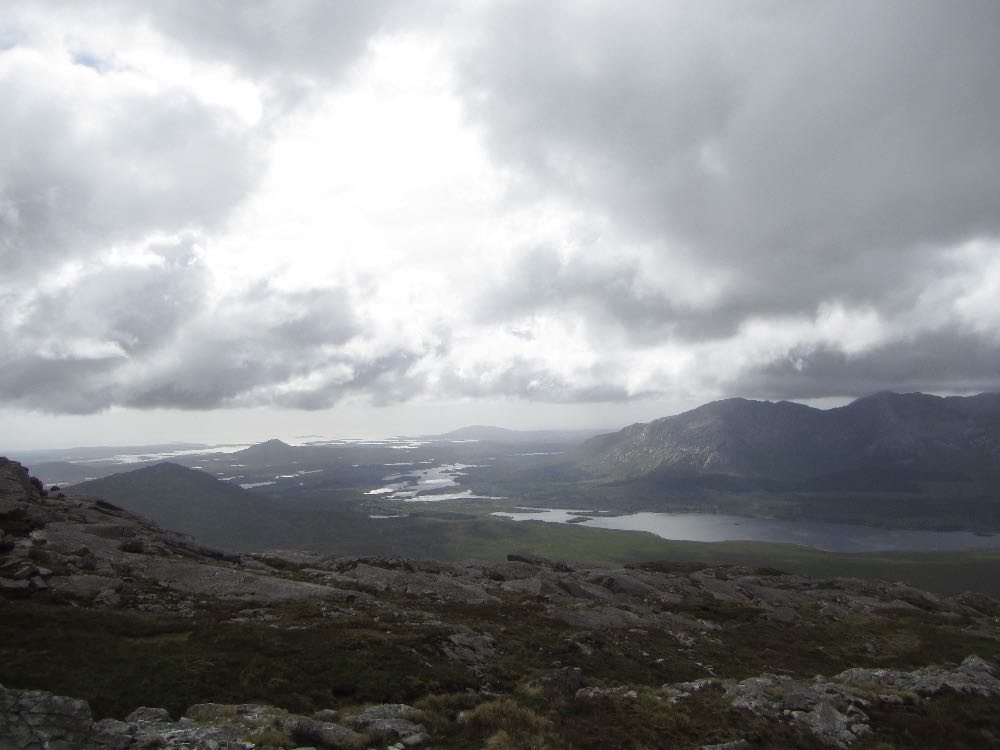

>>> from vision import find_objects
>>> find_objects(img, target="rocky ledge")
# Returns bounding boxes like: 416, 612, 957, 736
0, 687, 430, 750
0, 457, 364, 611
3, 655, 999, 749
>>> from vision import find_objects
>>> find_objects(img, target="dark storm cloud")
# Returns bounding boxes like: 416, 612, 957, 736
738, 329, 1000, 401
0, 355, 121, 415
462, 0, 1000, 325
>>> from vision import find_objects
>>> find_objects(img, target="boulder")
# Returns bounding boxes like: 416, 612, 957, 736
0, 683, 94, 750
285, 715, 366, 749
136, 559, 364, 604
790, 700, 869, 749
125, 706, 173, 723
506, 552, 575, 572
598, 571, 658, 597
442, 629, 497, 665
549, 604, 644, 629
48, 574, 123, 602
500, 576, 563, 598
484, 560, 542, 581
350, 704, 429, 746
531, 667, 584, 694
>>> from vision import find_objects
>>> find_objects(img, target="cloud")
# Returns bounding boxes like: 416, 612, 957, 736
2, 1, 1000, 426
476, 243, 761, 342
111, 283, 363, 411
443, 357, 638, 404
0, 46, 261, 279
135, 0, 412, 82
738, 328, 1000, 401
0, 239, 210, 412
0, 242, 373, 412
274, 349, 425, 410
459, 1, 1000, 324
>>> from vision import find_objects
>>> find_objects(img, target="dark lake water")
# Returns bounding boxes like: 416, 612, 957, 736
491, 508, 1000, 553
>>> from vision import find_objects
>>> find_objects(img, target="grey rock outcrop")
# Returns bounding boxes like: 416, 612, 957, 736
284, 715, 365, 749
0, 458, 364, 613
530, 666, 585, 694
0, 686, 390, 750
349, 704, 429, 746
660, 655, 1000, 747
836, 654, 1000, 697
442, 628, 498, 665
0, 684, 95, 750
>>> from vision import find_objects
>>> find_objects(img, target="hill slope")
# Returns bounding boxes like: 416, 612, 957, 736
73, 463, 301, 551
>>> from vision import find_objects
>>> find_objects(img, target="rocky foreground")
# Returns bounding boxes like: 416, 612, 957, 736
2, 456, 1000, 749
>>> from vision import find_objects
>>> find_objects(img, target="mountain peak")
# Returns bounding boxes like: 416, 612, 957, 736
143, 461, 198, 473
583, 391, 1000, 482
233, 439, 297, 461
253, 438, 292, 449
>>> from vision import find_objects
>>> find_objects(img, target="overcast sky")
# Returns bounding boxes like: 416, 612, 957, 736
2, 0, 999, 449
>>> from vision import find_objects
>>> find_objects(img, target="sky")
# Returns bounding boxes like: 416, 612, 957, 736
2, 1, 1000, 449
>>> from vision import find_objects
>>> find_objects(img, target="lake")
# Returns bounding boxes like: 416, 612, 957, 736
491, 508, 1000, 553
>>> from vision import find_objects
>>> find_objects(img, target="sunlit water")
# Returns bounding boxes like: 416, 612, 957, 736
491, 509, 1000, 552
365, 463, 503, 501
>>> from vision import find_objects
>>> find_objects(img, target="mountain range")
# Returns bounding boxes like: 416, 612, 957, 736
14, 391, 1000, 541
431, 425, 609, 443
581, 391, 1000, 487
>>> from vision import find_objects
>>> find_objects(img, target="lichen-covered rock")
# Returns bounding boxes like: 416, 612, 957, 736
506, 552, 575, 572
349, 704, 429, 746
700, 741, 750, 750
548, 604, 644, 629
87, 718, 135, 750
134, 558, 363, 603
500, 575, 564, 598
790, 701, 870, 749
124, 707, 172, 724
837, 654, 1000, 697
530, 667, 584, 694
658, 656, 1000, 747
0, 684, 94, 750
284, 715, 366, 749
442, 629, 497, 665
48, 573, 124, 601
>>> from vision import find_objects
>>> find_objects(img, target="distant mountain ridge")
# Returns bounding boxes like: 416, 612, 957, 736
432, 425, 607, 443
582, 391, 1000, 484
